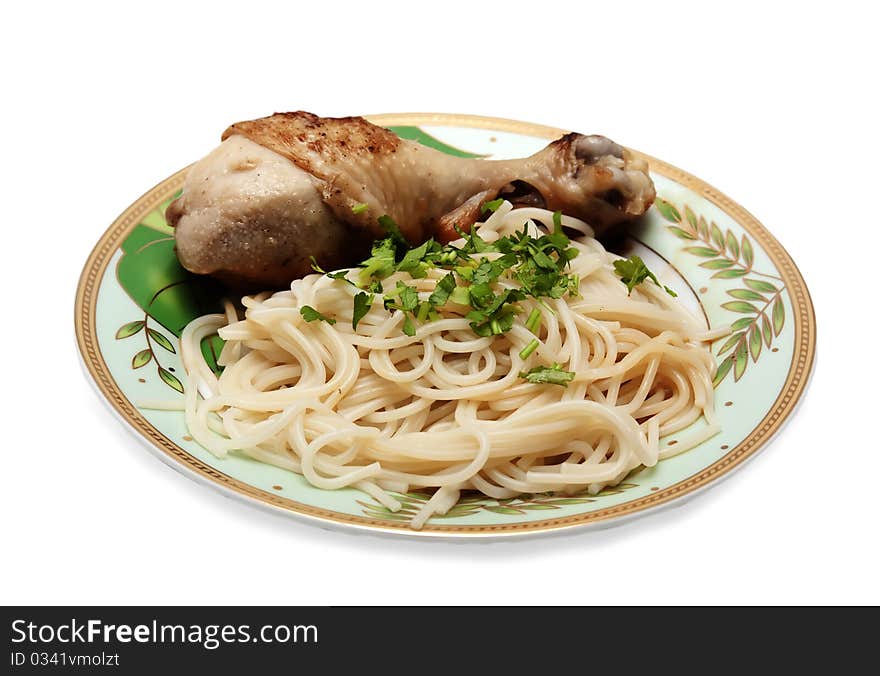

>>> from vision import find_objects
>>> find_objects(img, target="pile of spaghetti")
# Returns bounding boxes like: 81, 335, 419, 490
179, 202, 721, 528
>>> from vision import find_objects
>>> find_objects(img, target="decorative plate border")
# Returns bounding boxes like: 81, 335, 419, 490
74, 113, 816, 538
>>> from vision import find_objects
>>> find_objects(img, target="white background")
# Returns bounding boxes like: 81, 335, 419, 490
3, 1, 877, 606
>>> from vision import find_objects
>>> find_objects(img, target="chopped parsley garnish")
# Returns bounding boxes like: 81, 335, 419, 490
467, 282, 494, 308
309, 256, 330, 274
401, 315, 416, 337
449, 285, 470, 306
384, 281, 420, 313
490, 223, 580, 300
524, 308, 542, 334
466, 288, 525, 336
613, 255, 677, 297
352, 292, 373, 330
396, 282, 420, 312
396, 239, 436, 278
427, 272, 457, 307
377, 214, 410, 257
314, 207, 584, 340
481, 198, 504, 214
351, 202, 369, 215
358, 238, 397, 287
518, 338, 540, 360
457, 226, 494, 254
300, 306, 336, 325
519, 363, 575, 386
310, 256, 352, 282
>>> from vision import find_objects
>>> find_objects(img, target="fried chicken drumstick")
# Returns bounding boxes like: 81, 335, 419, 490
167, 112, 655, 287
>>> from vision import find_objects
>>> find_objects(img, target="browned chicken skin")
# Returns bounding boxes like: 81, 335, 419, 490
167, 112, 655, 287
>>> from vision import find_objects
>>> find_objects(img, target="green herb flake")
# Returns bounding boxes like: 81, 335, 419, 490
351, 203, 369, 215
465, 282, 492, 310
613, 255, 677, 297
519, 363, 575, 386
449, 285, 471, 306
311, 257, 354, 283
384, 281, 420, 313
396, 239, 434, 276
352, 292, 373, 330
401, 315, 416, 337
377, 214, 406, 243
471, 260, 498, 286
469, 308, 517, 337
459, 227, 495, 254
531, 249, 557, 270
454, 265, 475, 281
300, 306, 336, 325
398, 284, 420, 312
518, 338, 540, 360
525, 308, 542, 334
309, 256, 326, 274
466, 289, 524, 336
427, 272, 457, 307
358, 238, 397, 286
480, 198, 504, 214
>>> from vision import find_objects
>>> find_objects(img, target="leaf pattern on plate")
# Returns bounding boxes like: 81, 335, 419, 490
147, 328, 175, 353
114, 194, 226, 392
115, 320, 144, 339
654, 197, 787, 384
117, 313, 188, 393
158, 366, 184, 394
131, 349, 152, 369
359, 482, 641, 522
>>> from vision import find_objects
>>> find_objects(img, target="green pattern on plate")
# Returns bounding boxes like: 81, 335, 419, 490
386, 125, 488, 158
655, 196, 787, 384
115, 191, 224, 391
360, 474, 643, 521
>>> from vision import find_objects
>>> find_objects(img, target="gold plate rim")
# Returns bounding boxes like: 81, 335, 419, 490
74, 113, 817, 538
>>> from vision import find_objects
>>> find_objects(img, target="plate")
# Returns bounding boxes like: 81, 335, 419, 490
75, 113, 816, 538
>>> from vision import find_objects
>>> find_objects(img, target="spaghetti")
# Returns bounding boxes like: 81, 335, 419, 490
177, 203, 721, 528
